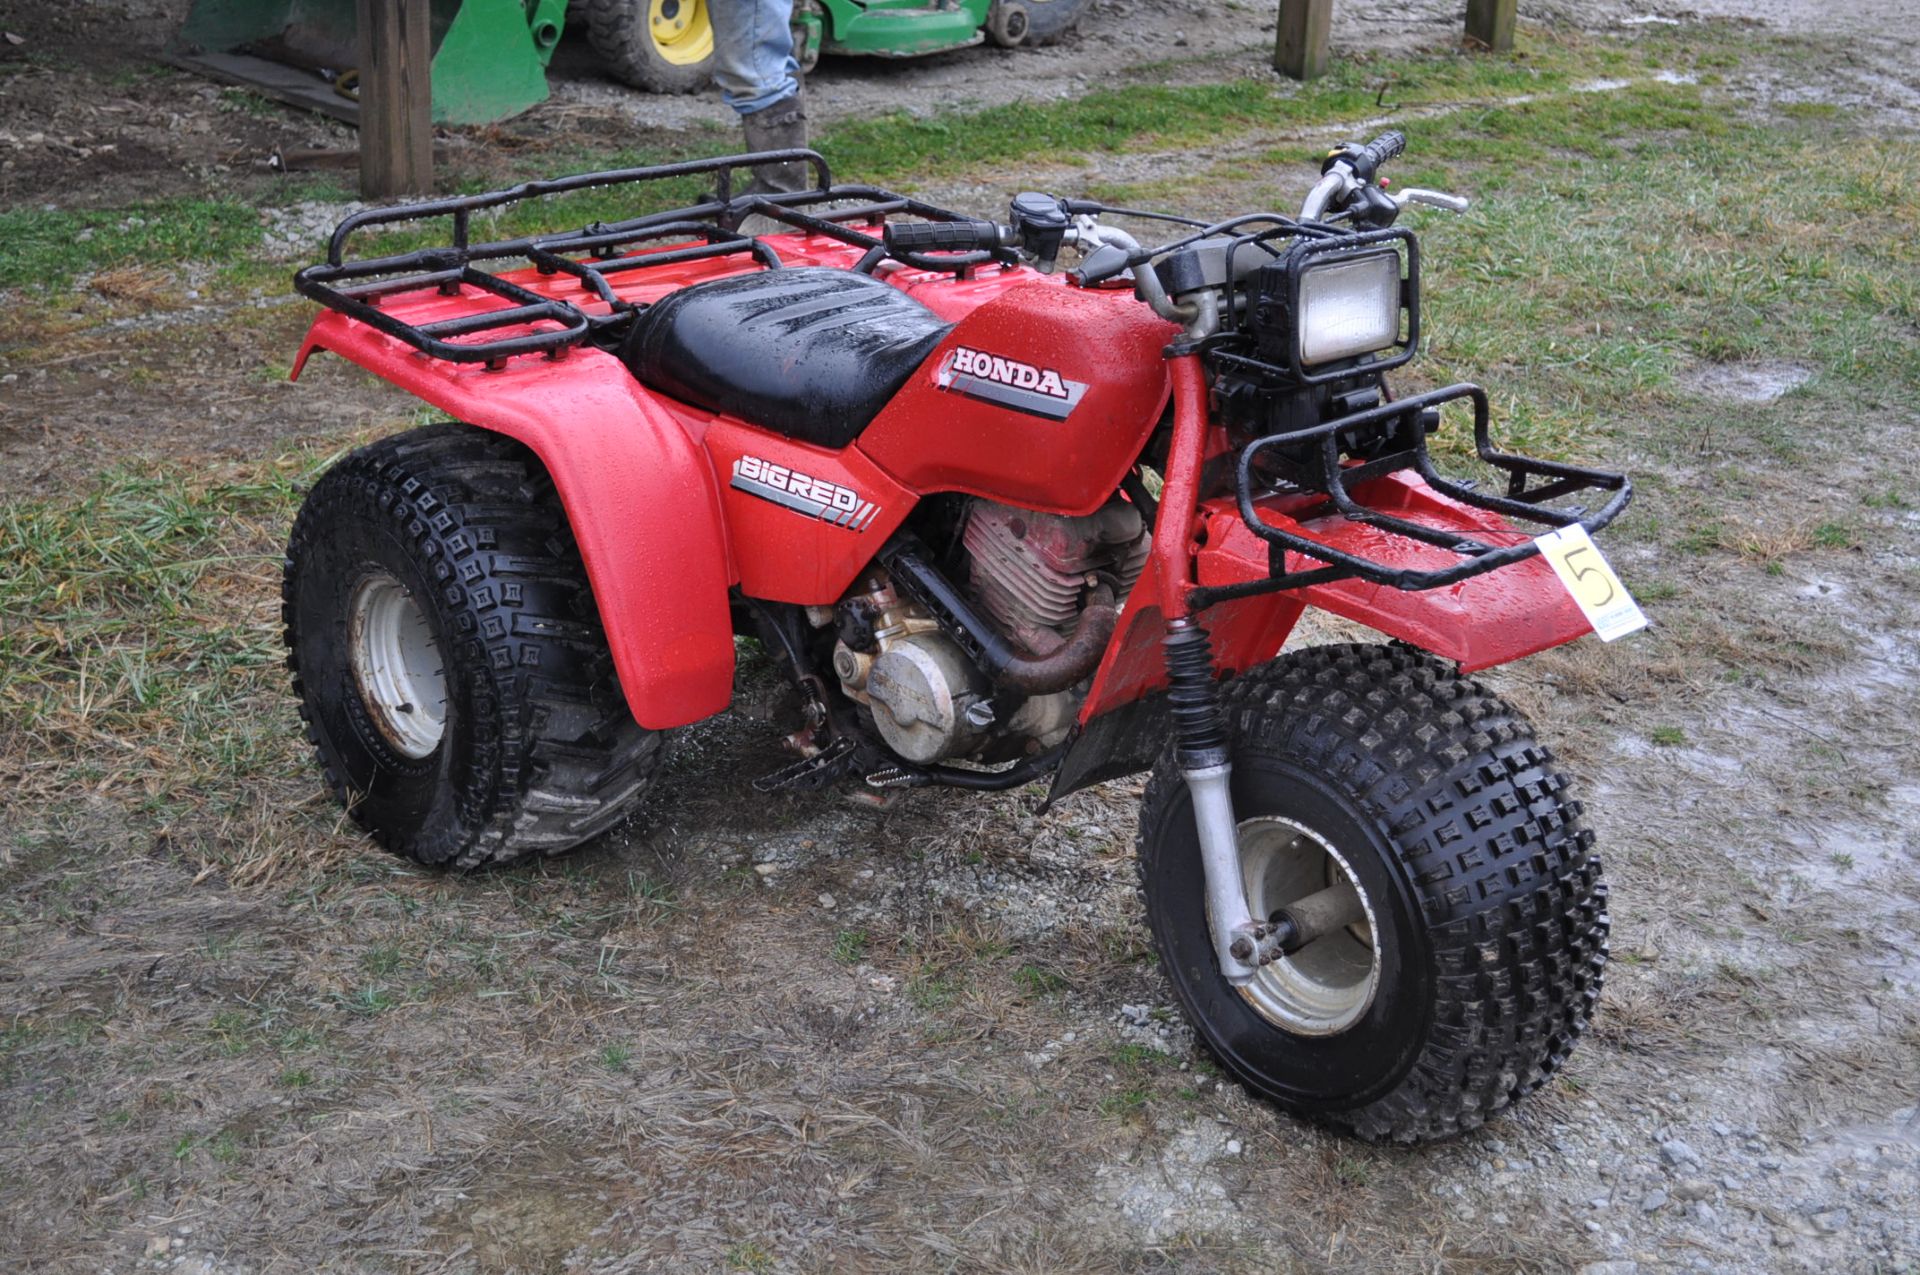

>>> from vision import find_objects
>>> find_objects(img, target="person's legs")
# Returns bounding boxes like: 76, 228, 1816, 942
708, 0, 809, 197
709, 0, 799, 115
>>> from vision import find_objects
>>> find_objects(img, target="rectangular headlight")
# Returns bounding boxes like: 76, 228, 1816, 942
1297, 249, 1402, 366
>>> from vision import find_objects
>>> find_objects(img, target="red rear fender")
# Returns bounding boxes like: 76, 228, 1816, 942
294, 314, 736, 729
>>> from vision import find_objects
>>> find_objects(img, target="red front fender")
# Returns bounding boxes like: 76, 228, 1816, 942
294, 315, 736, 729
1078, 483, 1594, 722
1081, 355, 1595, 722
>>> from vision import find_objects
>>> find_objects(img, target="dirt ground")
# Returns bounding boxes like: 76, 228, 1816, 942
4, 3, 1920, 1274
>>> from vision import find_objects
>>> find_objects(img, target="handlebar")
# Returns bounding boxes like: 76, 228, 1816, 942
882, 218, 1008, 255
1320, 132, 1413, 184
1322, 131, 1405, 183
1301, 130, 1420, 223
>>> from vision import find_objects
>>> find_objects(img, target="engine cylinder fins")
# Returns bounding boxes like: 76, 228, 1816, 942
962, 497, 1150, 647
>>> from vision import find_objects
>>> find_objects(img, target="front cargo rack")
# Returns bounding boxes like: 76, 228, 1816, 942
293, 149, 999, 368
1191, 377, 1633, 606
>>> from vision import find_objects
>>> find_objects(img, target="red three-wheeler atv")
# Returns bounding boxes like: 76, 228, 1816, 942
283, 134, 1637, 1142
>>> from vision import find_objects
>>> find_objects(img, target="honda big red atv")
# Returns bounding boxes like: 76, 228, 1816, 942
284, 135, 1639, 1142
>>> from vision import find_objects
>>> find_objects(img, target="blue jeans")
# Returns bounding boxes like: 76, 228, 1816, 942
710, 0, 800, 116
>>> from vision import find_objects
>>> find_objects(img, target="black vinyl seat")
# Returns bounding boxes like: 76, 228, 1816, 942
619, 267, 953, 449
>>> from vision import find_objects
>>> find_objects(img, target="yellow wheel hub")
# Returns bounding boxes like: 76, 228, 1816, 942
649, 0, 714, 67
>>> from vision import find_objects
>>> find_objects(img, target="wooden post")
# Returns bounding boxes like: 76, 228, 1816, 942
357, 0, 434, 199
1465, 0, 1517, 52
1274, 0, 1333, 81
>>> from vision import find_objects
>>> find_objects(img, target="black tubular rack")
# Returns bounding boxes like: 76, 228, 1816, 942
293, 149, 999, 368
1191, 374, 1633, 605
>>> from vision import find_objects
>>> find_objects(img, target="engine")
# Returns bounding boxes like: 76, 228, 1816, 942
963, 497, 1150, 653
831, 495, 1150, 765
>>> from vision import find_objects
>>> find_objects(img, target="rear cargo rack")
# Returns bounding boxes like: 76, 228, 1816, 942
1191, 378, 1632, 606
294, 149, 994, 368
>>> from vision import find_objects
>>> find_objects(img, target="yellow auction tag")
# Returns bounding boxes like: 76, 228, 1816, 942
1535, 524, 1647, 642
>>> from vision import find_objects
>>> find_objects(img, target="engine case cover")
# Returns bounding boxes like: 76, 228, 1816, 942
864, 632, 988, 764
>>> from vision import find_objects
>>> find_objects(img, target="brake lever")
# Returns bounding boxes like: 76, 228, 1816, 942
1390, 188, 1471, 214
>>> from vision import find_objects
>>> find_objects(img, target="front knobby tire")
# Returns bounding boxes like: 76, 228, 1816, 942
283, 424, 664, 869
1137, 643, 1608, 1143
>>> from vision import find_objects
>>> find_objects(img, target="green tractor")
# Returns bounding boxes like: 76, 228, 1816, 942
582, 0, 1093, 95
171, 0, 571, 125
167, 0, 1089, 128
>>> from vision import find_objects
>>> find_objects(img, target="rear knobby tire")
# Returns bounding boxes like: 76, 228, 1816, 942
283, 424, 664, 869
1137, 643, 1608, 1143
585, 0, 714, 94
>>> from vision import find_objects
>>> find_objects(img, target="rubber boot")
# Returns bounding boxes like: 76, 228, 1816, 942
742, 90, 810, 192
735, 90, 811, 235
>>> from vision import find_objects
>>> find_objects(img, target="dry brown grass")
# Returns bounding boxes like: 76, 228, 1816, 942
86, 263, 173, 308
1728, 519, 1818, 565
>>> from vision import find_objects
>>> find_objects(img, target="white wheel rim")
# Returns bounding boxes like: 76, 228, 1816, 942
1235, 815, 1382, 1035
348, 571, 447, 760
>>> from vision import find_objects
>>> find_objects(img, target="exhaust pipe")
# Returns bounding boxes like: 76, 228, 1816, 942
885, 549, 1116, 695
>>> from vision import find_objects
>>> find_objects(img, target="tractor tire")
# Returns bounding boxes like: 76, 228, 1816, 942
586, 0, 714, 95
987, 0, 1089, 47
1136, 643, 1608, 1143
792, 0, 823, 74
283, 424, 665, 870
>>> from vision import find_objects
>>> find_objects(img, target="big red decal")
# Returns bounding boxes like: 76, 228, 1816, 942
731, 455, 881, 531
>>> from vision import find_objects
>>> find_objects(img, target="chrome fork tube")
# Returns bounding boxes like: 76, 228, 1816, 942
1164, 618, 1260, 985
1184, 759, 1259, 984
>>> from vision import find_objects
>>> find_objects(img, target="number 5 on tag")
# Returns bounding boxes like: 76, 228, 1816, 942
1535, 525, 1647, 642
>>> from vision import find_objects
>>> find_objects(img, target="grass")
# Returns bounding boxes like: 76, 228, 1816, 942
0, 444, 366, 885
1401, 89, 1920, 463
336, 985, 395, 1016
1013, 962, 1069, 997
818, 32, 1683, 192
830, 928, 870, 965
0, 199, 265, 291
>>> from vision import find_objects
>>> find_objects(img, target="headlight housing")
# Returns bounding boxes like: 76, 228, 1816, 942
1250, 229, 1419, 383
1298, 249, 1402, 366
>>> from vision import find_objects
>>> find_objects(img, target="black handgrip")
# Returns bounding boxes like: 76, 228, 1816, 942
883, 218, 1005, 254
1323, 130, 1407, 182
1361, 131, 1407, 168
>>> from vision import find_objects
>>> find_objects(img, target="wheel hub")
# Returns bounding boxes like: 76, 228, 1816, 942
348, 571, 446, 760
1233, 815, 1381, 1035
649, 0, 713, 65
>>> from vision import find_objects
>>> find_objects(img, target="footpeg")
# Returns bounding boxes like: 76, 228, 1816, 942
752, 735, 858, 793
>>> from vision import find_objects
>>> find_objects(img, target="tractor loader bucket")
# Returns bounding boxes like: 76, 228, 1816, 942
170, 0, 567, 126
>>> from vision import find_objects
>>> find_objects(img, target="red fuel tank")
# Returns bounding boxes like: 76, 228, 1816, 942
855, 281, 1177, 516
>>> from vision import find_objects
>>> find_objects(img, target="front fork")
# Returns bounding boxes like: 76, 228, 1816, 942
1155, 355, 1264, 986
1164, 619, 1267, 984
